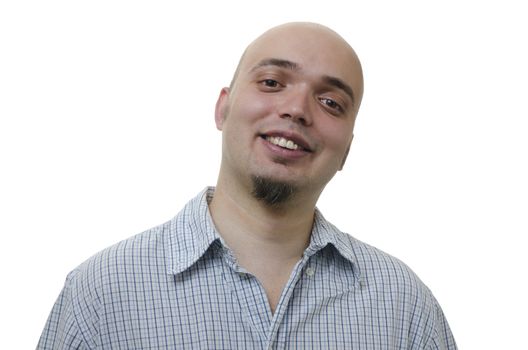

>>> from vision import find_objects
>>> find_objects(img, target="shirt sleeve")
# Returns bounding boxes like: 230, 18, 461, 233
426, 298, 458, 350
37, 272, 87, 350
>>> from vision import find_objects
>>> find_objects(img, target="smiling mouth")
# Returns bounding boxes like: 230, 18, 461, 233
265, 136, 300, 150
260, 134, 312, 153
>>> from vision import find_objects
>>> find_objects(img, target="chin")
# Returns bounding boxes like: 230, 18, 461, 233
249, 173, 298, 206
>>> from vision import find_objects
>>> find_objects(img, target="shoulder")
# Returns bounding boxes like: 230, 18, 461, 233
38, 220, 177, 349
341, 233, 429, 295
315, 214, 431, 299
66, 219, 174, 297
67, 188, 214, 295
360, 240, 421, 284
342, 233, 457, 348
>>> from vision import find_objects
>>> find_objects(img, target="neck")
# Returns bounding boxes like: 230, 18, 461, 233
209, 176, 318, 264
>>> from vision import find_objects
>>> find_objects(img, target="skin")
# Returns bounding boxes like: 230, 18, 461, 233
209, 22, 364, 314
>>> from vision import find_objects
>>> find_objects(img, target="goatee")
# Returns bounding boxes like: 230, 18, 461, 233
251, 175, 296, 206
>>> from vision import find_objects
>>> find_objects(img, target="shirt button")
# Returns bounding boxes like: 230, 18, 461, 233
305, 267, 315, 277
359, 279, 365, 288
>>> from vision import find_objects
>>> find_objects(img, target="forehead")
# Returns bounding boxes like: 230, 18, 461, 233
239, 26, 363, 93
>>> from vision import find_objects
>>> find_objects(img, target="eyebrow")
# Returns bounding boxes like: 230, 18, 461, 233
322, 75, 355, 107
250, 58, 300, 72
250, 57, 355, 107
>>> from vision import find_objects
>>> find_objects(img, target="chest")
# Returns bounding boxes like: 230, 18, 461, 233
94, 254, 417, 349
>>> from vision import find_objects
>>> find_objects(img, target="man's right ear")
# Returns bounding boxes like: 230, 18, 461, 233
214, 87, 230, 131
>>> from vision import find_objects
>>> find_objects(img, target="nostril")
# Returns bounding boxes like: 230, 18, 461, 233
280, 112, 310, 126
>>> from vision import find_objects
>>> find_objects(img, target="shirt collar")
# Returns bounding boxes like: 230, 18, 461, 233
306, 209, 358, 265
166, 187, 358, 275
165, 187, 221, 275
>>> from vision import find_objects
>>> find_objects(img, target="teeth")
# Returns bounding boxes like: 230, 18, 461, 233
266, 136, 300, 150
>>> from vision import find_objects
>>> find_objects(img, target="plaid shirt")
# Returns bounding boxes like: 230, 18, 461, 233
38, 187, 457, 349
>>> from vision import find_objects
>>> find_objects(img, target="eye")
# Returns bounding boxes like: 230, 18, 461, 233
319, 97, 344, 113
258, 79, 282, 90
263, 79, 278, 87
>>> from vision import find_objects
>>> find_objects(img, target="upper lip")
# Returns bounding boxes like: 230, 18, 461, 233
260, 130, 314, 152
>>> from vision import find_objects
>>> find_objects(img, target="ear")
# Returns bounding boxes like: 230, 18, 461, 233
214, 87, 230, 131
339, 134, 354, 170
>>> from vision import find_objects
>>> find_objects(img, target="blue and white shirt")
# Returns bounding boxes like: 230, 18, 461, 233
38, 188, 457, 349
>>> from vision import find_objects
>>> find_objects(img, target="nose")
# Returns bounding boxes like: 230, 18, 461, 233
278, 88, 313, 126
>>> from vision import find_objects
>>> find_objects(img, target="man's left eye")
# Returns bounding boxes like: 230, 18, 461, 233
319, 97, 343, 112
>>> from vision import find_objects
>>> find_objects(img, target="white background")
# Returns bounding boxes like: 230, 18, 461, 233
1, 0, 527, 348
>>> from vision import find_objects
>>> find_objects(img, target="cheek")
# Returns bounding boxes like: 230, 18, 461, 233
322, 122, 352, 149
231, 92, 276, 123
320, 124, 354, 165
222, 97, 272, 145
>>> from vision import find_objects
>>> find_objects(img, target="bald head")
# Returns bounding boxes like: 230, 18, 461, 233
230, 22, 363, 110
214, 22, 364, 205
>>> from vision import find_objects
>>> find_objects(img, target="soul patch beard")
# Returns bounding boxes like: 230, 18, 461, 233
250, 175, 297, 206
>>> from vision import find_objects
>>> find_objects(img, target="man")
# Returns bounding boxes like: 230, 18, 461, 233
38, 22, 457, 349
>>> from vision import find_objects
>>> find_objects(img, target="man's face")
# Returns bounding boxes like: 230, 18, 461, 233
215, 24, 364, 199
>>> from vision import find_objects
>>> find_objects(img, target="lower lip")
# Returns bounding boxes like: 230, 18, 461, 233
259, 137, 310, 159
